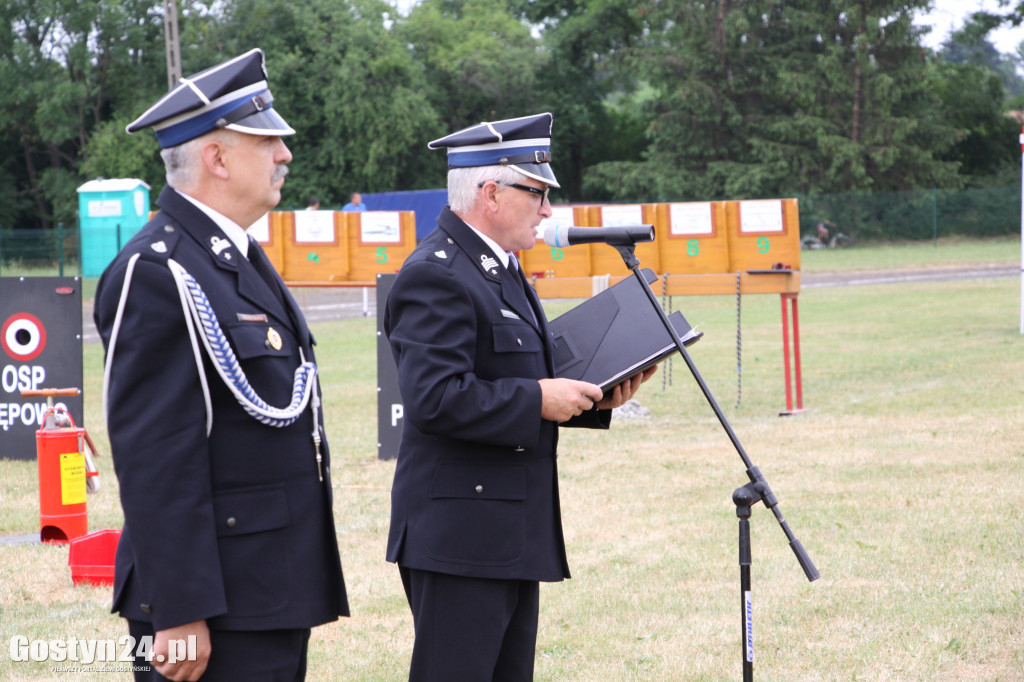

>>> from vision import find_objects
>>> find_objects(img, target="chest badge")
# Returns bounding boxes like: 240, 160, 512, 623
267, 327, 283, 351
434, 250, 447, 259
150, 241, 168, 253
479, 254, 499, 276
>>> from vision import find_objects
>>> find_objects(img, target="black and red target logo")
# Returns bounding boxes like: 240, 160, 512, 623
2, 313, 47, 362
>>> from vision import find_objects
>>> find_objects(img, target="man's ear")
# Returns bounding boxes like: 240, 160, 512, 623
200, 139, 230, 180
481, 180, 502, 213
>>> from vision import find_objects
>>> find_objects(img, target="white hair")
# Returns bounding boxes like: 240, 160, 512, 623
447, 165, 527, 213
160, 129, 236, 191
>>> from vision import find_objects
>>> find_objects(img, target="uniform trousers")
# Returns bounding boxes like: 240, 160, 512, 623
127, 620, 310, 682
400, 566, 541, 682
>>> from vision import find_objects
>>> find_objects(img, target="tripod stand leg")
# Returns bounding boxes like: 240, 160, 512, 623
735, 485, 755, 681
740, 518, 753, 682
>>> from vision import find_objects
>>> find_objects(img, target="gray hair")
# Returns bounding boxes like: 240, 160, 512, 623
447, 165, 526, 214
160, 129, 236, 191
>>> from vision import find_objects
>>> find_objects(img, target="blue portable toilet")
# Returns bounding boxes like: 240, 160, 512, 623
77, 178, 151, 277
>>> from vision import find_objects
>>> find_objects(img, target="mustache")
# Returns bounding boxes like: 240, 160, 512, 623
272, 164, 289, 183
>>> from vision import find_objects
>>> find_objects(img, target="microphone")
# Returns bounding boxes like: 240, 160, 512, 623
543, 224, 655, 248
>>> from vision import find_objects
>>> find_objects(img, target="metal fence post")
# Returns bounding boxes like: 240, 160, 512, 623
57, 222, 65, 276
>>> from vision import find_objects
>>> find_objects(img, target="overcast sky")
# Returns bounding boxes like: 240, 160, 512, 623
916, 0, 1023, 54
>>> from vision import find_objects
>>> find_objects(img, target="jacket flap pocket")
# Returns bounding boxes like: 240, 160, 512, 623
213, 486, 290, 537
493, 323, 542, 353
224, 322, 290, 360
429, 463, 526, 501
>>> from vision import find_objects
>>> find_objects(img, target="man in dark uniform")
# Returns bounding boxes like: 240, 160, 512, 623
94, 49, 348, 681
383, 113, 654, 681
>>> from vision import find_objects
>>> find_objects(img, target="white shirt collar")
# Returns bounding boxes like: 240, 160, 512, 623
465, 223, 516, 269
175, 189, 250, 259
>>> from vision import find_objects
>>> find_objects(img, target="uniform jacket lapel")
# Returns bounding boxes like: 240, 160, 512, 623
156, 188, 304, 342
437, 207, 553, 371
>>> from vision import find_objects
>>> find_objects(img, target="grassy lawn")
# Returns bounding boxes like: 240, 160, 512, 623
1, 238, 1022, 680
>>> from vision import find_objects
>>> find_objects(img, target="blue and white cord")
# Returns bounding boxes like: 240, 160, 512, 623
168, 259, 317, 430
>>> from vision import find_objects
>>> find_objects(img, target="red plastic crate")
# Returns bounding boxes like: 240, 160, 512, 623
68, 529, 121, 586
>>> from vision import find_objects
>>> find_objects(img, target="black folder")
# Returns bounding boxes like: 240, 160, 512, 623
549, 269, 702, 392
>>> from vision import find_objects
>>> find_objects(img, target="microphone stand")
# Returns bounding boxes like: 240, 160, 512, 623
611, 242, 819, 681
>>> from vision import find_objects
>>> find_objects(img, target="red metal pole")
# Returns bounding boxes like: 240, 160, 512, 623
780, 294, 793, 413
789, 294, 803, 411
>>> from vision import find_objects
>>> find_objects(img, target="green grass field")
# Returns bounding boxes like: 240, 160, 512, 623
2, 237, 1023, 680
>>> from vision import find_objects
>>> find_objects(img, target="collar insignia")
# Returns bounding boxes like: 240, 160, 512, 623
150, 241, 168, 253
434, 250, 447, 259
479, 254, 499, 276
210, 235, 232, 256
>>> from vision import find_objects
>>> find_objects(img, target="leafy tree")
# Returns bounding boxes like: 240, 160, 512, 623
939, 14, 1024, 100
401, 0, 545, 131
586, 0, 963, 202
928, 59, 1019, 187
198, 0, 443, 206
509, 0, 651, 200
0, 0, 166, 229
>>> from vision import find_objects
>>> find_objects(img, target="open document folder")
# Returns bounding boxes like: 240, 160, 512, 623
549, 269, 702, 393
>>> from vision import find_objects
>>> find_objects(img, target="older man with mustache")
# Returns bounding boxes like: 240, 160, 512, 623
94, 49, 348, 682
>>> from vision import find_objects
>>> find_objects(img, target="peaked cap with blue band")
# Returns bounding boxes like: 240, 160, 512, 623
127, 48, 295, 149
428, 112, 560, 188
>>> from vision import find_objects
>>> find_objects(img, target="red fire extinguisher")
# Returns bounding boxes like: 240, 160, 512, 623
22, 388, 101, 544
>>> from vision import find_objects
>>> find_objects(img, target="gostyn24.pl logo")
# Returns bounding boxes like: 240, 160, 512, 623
9, 634, 197, 665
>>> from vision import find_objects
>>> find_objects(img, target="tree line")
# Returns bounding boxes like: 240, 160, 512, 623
3, 0, 1024, 232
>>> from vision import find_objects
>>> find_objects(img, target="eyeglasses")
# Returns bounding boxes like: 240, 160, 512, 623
478, 180, 550, 205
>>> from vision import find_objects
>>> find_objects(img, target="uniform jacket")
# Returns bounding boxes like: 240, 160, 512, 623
383, 206, 609, 582
94, 187, 348, 632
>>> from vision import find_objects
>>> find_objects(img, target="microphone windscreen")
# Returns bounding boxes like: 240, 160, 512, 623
543, 225, 567, 248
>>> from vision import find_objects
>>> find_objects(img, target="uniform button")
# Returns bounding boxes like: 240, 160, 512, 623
475, 485, 484, 494
164, 225, 174, 232
514, 446, 525, 452
516, 338, 522, 346
140, 603, 152, 613
226, 517, 237, 528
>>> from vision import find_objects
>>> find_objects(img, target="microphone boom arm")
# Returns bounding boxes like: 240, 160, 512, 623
612, 244, 819, 583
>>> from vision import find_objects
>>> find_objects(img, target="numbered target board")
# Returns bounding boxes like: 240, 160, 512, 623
519, 206, 588, 278
727, 199, 800, 273
0, 278, 83, 460
345, 211, 417, 283
655, 201, 730, 275
282, 211, 350, 283
587, 204, 662, 276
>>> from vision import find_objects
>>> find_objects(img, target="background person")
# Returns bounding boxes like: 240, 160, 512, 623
94, 48, 348, 682
341, 191, 366, 211
383, 112, 654, 682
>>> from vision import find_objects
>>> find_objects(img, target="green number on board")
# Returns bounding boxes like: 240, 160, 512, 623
757, 237, 770, 254
376, 247, 388, 263
687, 239, 700, 257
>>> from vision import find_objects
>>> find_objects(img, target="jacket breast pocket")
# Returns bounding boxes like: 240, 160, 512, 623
493, 322, 543, 354
425, 463, 527, 567
212, 486, 290, 617
224, 321, 291, 360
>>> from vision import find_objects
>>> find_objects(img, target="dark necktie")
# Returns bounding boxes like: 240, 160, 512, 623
248, 238, 286, 307
507, 259, 538, 324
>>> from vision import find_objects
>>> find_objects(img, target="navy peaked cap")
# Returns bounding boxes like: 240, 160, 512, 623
127, 48, 294, 148
428, 112, 559, 188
